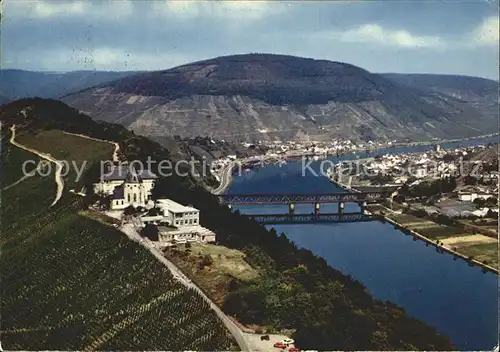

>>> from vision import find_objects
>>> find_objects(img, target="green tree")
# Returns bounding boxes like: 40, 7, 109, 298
141, 223, 159, 241
473, 198, 486, 209
485, 197, 498, 208
464, 175, 478, 185
198, 254, 214, 270
124, 205, 136, 215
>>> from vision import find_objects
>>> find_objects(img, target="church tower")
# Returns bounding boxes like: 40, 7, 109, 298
124, 167, 146, 206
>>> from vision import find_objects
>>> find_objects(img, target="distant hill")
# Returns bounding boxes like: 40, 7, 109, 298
62, 53, 498, 143
381, 73, 498, 119
0, 69, 139, 99
0, 95, 10, 106
381, 73, 498, 99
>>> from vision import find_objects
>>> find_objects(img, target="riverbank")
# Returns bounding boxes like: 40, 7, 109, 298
328, 177, 498, 274
212, 132, 499, 196
369, 205, 499, 275
393, 132, 500, 148
227, 137, 498, 350
328, 171, 399, 194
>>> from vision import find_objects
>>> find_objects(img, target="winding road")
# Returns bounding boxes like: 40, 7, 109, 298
212, 162, 236, 195
10, 125, 64, 207
2, 163, 42, 191
120, 219, 250, 351
62, 131, 120, 162
9, 125, 247, 349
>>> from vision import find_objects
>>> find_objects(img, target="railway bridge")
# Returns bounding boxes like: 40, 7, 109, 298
218, 190, 393, 224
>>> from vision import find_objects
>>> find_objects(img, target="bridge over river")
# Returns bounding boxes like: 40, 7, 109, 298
219, 190, 394, 224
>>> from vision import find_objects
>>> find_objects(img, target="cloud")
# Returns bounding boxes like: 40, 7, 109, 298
1, 1, 498, 79
150, 0, 285, 21
324, 18, 498, 50
339, 24, 444, 48
472, 16, 499, 46
4, 0, 283, 25
4, 0, 86, 18
4, 0, 133, 20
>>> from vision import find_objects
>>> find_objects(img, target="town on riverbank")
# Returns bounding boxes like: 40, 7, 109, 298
328, 142, 499, 273
209, 133, 500, 194
208, 134, 499, 274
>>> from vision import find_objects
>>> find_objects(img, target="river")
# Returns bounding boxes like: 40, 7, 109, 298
228, 136, 499, 351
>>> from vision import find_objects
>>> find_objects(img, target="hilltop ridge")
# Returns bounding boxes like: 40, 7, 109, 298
0, 69, 139, 100
61, 53, 498, 143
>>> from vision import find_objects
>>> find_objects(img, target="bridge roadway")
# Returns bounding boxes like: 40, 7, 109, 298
246, 212, 376, 225
219, 191, 391, 205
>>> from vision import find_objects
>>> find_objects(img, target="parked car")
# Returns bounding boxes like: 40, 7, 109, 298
260, 335, 270, 341
274, 342, 286, 349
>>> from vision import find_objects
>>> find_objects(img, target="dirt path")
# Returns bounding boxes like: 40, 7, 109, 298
2, 165, 39, 191
9, 125, 64, 207
62, 131, 120, 162
118, 219, 250, 351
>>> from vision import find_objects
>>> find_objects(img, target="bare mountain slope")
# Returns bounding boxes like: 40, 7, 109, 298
62, 54, 497, 143
381, 73, 497, 101
381, 73, 498, 120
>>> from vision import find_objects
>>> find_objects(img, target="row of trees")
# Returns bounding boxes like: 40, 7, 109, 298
397, 176, 457, 199
3, 98, 454, 351
464, 175, 498, 186
151, 177, 453, 350
473, 197, 498, 209
108, 106, 455, 350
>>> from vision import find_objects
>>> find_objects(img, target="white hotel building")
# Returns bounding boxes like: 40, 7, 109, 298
145, 199, 200, 227
140, 199, 215, 245
95, 164, 215, 245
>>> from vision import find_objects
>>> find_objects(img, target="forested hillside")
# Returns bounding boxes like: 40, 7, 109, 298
1, 98, 454, 350
0, 100, 236, 350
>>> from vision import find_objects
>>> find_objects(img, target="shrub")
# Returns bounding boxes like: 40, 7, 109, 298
124, 205, 136, 216
198, 255, 213, 270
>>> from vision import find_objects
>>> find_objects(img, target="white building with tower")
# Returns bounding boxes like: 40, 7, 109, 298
93, 164, 158, 210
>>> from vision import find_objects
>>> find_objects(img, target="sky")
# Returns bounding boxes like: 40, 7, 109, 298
2, 0, 499, 79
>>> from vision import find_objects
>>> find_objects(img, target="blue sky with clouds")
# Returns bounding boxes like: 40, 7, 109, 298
2, 0, 499, 79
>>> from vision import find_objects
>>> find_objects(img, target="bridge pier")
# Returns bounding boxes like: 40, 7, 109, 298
338, 202, 345, 215
358, 201, 367, 214
289, 203, 295, 215
314, 203, 320, 215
